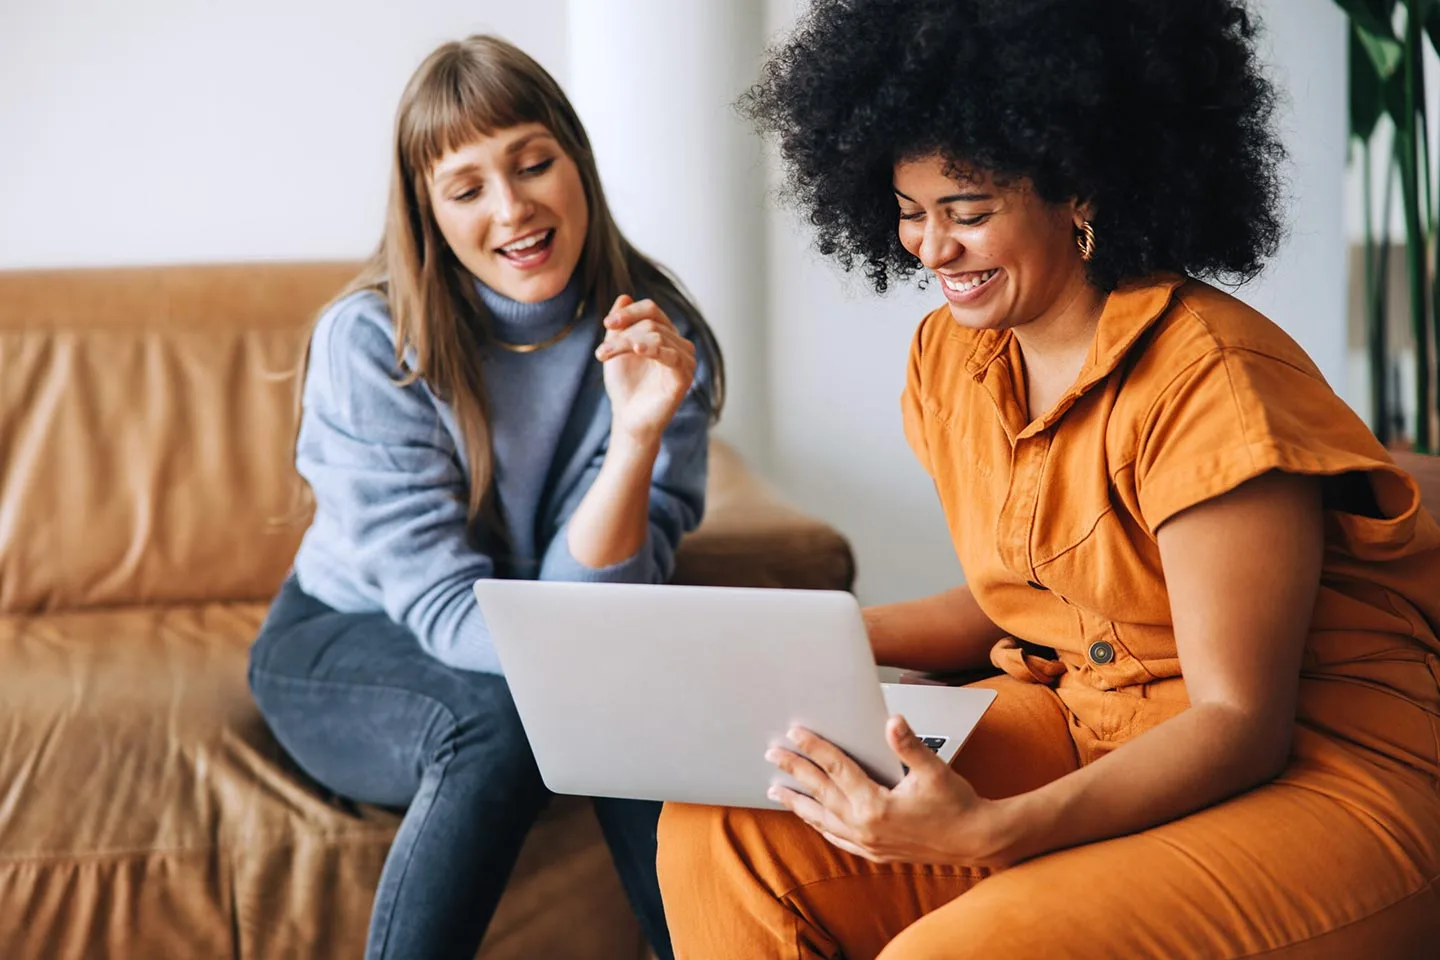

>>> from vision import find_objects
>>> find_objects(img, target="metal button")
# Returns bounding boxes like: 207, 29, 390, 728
1088, 640, 1115, 665
1026, 580, 1047, 591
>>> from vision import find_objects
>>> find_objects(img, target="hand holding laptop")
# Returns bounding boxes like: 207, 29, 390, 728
763, 713, 1011, 867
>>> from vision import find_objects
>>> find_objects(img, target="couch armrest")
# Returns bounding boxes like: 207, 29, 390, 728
673, 440, 856, 592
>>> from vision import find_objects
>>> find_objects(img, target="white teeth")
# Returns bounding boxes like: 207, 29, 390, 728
501, 231, 549, 254
942, 268, 997, 293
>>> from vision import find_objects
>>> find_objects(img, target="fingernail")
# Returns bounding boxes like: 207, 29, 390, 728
767, 788, 780, 801
764, 748, 780, 763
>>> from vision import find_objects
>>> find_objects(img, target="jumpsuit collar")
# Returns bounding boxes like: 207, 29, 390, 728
960, 272, 1188, 440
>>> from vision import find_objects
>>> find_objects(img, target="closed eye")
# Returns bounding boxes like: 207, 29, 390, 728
450, 185, 481, 203
951, 213, 990, 226
521, 158, 555, 176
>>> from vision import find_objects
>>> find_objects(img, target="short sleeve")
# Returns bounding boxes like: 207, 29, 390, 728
1134, 346, 1399, 533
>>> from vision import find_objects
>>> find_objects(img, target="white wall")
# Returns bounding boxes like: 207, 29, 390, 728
0, 0, 567, 268
1238, 0, 1350, 404
567, 0, 772, 465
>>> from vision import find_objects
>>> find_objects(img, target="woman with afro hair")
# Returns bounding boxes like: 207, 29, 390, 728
656, 1, 1440, 956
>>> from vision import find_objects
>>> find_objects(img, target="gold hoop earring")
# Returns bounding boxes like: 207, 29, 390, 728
1076, 220, 1096, 262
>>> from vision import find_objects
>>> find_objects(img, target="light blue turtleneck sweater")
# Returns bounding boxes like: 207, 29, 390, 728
289, 278, 712, 673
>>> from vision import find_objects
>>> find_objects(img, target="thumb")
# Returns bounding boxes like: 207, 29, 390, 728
887, 714, 942, 775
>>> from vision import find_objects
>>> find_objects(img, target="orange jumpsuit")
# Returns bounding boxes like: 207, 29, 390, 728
658, 275, 1440, 958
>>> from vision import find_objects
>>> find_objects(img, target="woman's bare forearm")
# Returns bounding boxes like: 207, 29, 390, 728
564, 434, 658, 568
990, 701, 1290, 865
863, 585, 1007, 672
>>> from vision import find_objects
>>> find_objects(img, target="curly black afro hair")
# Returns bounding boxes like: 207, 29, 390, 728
741, 0, 1286, 293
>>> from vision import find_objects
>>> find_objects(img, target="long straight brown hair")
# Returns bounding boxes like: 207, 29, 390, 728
308, 35, 724, 535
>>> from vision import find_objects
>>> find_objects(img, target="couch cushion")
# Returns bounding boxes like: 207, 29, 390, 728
676, 440, 856, 591
0, 604, 641, 959
0, 264, 354, 614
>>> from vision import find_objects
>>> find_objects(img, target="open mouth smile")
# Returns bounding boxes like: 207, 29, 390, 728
938, 267, 1000, 303
496, 229, 556, 269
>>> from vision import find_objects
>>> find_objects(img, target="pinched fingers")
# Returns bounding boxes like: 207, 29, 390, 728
613, 319, 695, 355
603, 297, 676, 333
596, 322, 697, 372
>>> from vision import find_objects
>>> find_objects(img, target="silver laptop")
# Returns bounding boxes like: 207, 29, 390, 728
473, 580, 996, 810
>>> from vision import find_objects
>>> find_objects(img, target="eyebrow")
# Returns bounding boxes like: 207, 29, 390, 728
433, 132, 557, 183
504, 131, 554, 155
893, 187, 994, 203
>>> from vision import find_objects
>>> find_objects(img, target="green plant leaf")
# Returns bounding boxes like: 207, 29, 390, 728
1333, 0, 1399, 40
1352, 25, 1388, 138
1382, 53, 1412, 122
1356, 20, 1405, 78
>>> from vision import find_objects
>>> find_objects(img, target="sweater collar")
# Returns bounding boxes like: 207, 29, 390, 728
474, 274, 585, 347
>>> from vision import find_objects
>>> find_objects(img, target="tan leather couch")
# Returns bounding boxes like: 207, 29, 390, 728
0, 263, 856, 960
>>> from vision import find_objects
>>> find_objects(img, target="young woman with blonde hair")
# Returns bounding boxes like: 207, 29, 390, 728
248, 34, 720, 960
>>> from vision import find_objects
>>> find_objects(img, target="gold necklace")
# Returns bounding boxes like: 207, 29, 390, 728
492, 298, 587, 354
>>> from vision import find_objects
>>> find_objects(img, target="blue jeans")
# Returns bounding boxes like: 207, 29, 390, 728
248, 577, 673, 960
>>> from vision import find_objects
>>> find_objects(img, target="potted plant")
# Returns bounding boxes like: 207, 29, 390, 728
1336, 0, 1439, 452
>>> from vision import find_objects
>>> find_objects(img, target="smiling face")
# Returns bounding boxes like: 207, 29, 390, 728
428, 122, 590, 303
893, 154, 1091, 332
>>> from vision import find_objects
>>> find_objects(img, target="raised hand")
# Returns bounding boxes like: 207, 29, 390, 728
595, 295, 698, 447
